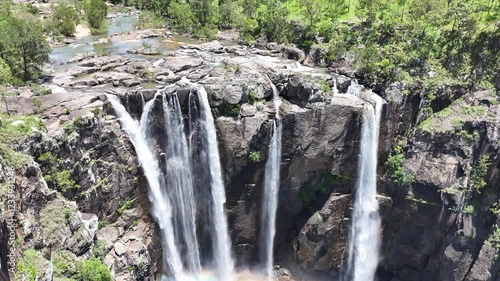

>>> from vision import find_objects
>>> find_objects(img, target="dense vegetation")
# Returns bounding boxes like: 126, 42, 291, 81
130, 0, 499, 89
0, 0, 50, 82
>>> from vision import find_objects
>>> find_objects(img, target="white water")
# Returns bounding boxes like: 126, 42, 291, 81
346, 91, 383, 281
106, 94, 185, 279
259, 80, 282, 279
162, 94, 202, 274
196, 86, 235, 281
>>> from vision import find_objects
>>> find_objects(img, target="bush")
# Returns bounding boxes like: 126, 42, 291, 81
118, 198, 136, 214
249, 151, 261, 162
135, 10, 165, 30
471, 154, 491, 194
385, 141, 415, 186
83, 0, 107, 33
79, 257, 111, 281
51, 3, 79, 37
0, 58, 12, 85
219, 0, 245, 29
16, 249, 44, 281
167, 1, 196, 33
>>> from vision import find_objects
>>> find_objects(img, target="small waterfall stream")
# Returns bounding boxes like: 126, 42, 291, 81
196, 86, 235, 281
345, 84, 383, 281
259, 80, 283, 279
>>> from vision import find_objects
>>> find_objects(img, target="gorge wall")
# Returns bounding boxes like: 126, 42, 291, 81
0, 40, 499, 281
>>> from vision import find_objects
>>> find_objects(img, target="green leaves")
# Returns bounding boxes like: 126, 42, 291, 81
83, 0, 107, 33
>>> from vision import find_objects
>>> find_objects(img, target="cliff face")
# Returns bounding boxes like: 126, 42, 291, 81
0, 39, 498, 281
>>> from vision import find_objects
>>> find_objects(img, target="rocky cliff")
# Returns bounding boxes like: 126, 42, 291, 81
0, 38, 498, 281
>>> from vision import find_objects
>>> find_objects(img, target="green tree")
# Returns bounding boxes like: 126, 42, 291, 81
219, 0, 244, 29
83, 0, 108, 33
51, 3, 80, 37
167, 0, 196, 33
256, 0, 290, 43
0, 12, 50, 81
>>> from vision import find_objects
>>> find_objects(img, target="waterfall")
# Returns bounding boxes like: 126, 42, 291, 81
195, 86, 235, 281
259, 79, 283, 280
106, 94, 185, 280
162, 94, 201, 274
345, 93, 383, 281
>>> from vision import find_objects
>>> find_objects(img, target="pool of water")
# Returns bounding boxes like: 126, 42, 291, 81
49, 15, 204, 68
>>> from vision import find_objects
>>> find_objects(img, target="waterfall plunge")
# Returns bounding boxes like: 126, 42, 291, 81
196, 86, 235, 281
162, 94, 202, 274
259, 80, 282, 280
346, 91, 383, 281
108, 87, 235, 281
107, 94, 185, 279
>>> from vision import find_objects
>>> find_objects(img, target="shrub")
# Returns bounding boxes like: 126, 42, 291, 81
385, 141, 415, 186
0, 58, 12, 84
83, 0, 107, 33
462, 205, 475, 214
249, 151, 261, 162
118, 198, 136, 214
51, 3, 79, 37
470, 154, 491, 194
135, 10, 165, 30
167, 1, 196, 33
221, 103, 241, 117
79, 257, 111, 281
16, 249, 43, 281
248, 91, 256, 105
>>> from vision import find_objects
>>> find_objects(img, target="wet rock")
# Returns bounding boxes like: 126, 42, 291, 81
127, 46, 161, 56
162, 56, 204, 73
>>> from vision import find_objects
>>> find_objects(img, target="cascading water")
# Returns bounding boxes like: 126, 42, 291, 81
195, 86, 235, 281
259, 80, 282, 279
345, 91, 383, 281
162, 94, 202, 274
107, 94, 185, 280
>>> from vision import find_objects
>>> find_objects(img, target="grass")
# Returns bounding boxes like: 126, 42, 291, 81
249, 151, 261, 162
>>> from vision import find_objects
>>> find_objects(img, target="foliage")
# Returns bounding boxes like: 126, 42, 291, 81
52, 250, 79, 278
93, 240, 107, 260
135, 10, 165, 29
0, 112, 43, 167
44, 169, 81, 192
299, 173, 349, 209
83, 0, 108, 33
462, 205, 475, 214
16, 249, 44, 281
247, 91, 256, 105
221, 103, 241, 117
79, 257, 112, 281
486, 225, 500, 251
470, 154, 491, 194
0, 7, 50, 82
385, 141, 415, 186
248, 151, 261, 162
0, 58, 12, 84
118, 198, 136, 214
51, 3, 80, 37
40, 201, 76, 247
